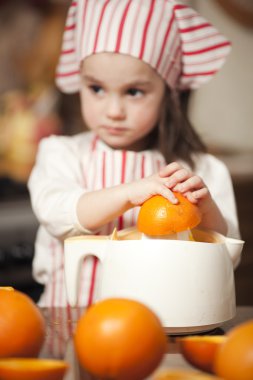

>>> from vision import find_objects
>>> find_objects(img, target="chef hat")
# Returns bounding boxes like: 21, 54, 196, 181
56, 0, 231, 93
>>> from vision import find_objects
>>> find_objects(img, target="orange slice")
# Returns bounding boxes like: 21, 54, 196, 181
154, 369, 221, 379
179, 336, 226, 373
0, 359, 69, 380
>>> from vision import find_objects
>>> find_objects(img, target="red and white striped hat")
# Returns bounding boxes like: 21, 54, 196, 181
56, 0, 231, 93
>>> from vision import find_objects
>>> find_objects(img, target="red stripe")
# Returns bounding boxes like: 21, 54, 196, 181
179, 22, 211, 33
56, 70, 80, 78
139, 0, 155, 59
183, 41, 231, 55
61, 48, 75, 55
65, 23, 76, 31
173, 4, 187, 11
141, 155, 145, 178
70, 1, 77, 7
156, 13, 175, 70
93, 1, 110, 52
183, 70, 216, 77
115, 0, 132, 52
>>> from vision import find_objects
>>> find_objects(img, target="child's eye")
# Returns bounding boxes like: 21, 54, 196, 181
127, 88, 143, 97
90, 85, 104, 94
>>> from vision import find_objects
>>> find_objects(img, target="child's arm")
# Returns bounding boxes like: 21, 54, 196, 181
78, 161, 229, 235
159, 162, 228, 236
77, 171, 179, 231
29, 135, 234, 238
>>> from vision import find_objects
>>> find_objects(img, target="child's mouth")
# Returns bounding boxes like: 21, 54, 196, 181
102, 126, 128, 135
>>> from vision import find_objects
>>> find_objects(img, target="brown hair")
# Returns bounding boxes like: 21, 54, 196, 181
156, 87, 207, 168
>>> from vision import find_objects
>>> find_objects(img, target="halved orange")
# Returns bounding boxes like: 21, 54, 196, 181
137, 193, 202, 236
0, 358, 69, 380
179, 335, 226, 373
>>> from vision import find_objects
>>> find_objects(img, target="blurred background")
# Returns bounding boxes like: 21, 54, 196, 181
0, 0, 252, 305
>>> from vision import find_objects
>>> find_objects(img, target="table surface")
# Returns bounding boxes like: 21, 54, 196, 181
40, 306, 253, 379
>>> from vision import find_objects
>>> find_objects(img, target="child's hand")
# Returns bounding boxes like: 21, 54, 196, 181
127, 161, 210, 208
126, 170, 179, 206
158, 162, 227, 235
159, 162, 210, 205
159, 162, 220, 220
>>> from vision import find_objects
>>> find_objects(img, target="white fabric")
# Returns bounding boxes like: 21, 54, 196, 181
28, 131, 240, 307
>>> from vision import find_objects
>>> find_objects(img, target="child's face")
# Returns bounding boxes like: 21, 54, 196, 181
80, 53, 165, 151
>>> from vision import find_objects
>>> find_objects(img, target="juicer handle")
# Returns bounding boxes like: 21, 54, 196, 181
64, 239, 107, 306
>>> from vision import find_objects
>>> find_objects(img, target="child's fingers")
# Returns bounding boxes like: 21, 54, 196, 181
164, 168, 191, 188
183, 191, 198, 204
191, 187, 209, 200
172, 175, 203, 193
158, 186, 178, 204
183, 188, 209, 204
158, 162, 182, 178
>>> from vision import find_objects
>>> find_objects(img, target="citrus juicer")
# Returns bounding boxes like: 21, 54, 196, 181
64, 227, 244, 334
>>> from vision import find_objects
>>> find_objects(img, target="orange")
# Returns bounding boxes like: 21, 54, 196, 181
179, 336, 226, 373
0, 288, 46, 358
74, 298, 167, 380
0, 359, 68, 380
214, 319, 253, 380
137, 193, 202, 236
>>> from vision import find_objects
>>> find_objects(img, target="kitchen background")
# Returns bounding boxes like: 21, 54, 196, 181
0, 0, 252, 304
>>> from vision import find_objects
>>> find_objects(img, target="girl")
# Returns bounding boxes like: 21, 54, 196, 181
28, 0, 240, 307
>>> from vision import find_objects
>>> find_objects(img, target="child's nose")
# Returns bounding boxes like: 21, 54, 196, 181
106, 95, 125, 120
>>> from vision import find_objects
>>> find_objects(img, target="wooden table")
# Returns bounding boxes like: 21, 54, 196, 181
39, 306, 253, 379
